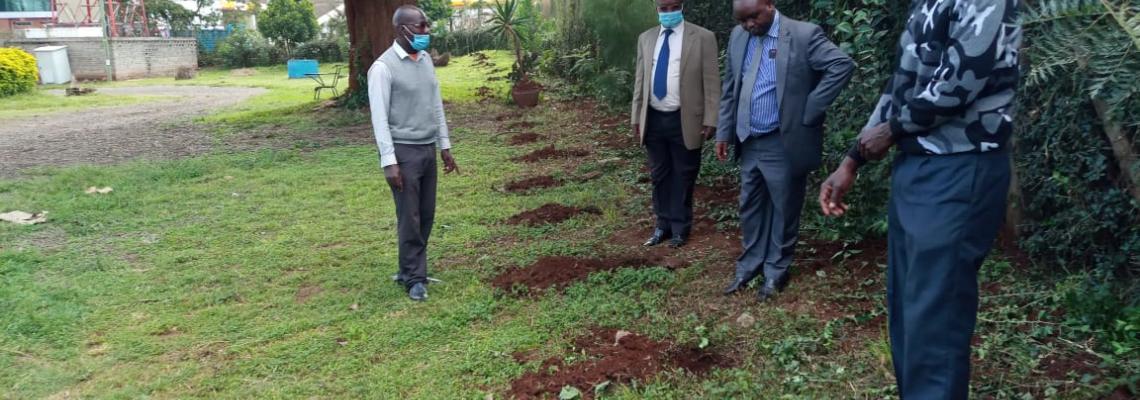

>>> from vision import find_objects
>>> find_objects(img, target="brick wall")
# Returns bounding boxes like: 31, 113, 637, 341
110, 38, 197, 80
3, 37, 197, 81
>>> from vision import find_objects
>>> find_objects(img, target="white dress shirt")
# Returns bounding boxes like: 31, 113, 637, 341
649, 22, 684, 112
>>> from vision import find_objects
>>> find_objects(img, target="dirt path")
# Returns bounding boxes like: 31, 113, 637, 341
0, 86, 267, 178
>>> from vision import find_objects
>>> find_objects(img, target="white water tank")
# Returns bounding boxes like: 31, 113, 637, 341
34, 46, 72, 85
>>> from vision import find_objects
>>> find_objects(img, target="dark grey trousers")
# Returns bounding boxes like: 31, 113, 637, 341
734, 132, 807, 284
887, 151, 1010, 399
389, 143, 438, 288
644, 108, 702, 236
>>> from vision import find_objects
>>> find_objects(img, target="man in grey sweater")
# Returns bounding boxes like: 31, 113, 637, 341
368, 5, 459, 302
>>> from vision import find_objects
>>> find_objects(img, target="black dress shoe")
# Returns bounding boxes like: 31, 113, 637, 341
667, 234, 687, 249
757, 277, 789, 303
723, 278, 748, 296
408, 282, 428, 302
643, 229, 670, 247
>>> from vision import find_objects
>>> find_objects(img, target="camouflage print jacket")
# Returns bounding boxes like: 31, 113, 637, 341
850, 0, 1022, 162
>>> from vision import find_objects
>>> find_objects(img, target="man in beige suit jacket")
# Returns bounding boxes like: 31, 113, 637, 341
631, 0, 720, 248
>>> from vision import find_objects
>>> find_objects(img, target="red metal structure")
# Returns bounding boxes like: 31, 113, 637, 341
50, 0, 99, 26
105, 0, 150, 36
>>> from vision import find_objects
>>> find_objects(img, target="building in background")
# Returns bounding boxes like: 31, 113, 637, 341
1, 0, 56, 38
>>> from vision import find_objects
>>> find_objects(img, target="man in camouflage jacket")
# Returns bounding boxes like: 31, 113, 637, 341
818, 0, 1022, 397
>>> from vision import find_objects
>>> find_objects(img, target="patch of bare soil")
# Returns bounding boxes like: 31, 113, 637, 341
1105, 386, 1136, 400
508, 121, 536, 130
294, 284, 323, 304
505, 204, 601, 226
777, 239, 888, 321
0, 86, 266, 177
1038, 348, 1101, 382
514, 145, 591, 163
495, 111, 521, 122
608, 217, 741, 259
508, 133, 542, 146
508, 328, 732, 400
505, 175, 562, 193
694, 181, 739, 211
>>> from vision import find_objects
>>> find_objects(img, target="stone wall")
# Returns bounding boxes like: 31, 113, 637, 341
2, 37, 196, 81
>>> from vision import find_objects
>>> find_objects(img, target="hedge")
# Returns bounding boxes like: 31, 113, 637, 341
0, 47, 38, 97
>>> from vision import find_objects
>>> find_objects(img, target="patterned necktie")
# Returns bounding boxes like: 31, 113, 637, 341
653, 29, 674, 101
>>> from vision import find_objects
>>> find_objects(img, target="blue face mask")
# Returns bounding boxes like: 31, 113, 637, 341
659, 10, 683, 29
403, 26, 431, 51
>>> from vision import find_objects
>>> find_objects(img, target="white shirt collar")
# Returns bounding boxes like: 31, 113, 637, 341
768, 12, 781, 38
392, 41, 425, 60
660, 21, 684, 36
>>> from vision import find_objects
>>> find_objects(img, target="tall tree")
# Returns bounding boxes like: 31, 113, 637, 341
259, 0, 319, 57
344, 0, 417, 95
418, 0, 453, 24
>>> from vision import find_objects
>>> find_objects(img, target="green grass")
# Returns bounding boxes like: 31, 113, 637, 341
0, 108, 632, 398
0, 51, 1132, 399
437, 50, 513, 102
0, 91, 172, 121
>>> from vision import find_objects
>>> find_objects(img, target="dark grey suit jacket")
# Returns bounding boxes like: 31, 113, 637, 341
715, 17, 855, 177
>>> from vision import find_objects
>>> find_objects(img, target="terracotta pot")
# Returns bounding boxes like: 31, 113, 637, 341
511, 82, 540, 108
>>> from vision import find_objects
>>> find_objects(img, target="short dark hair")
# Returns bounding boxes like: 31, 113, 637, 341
392, 5, 426, 27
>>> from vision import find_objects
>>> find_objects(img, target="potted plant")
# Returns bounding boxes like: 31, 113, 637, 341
487, 0, 540, 107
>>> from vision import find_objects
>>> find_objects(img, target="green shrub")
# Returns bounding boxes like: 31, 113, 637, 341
197, 47, 221, 68
258, 0, 318, 55
436, 29, 506, 57
0, 47, 38, 98
217, 29, 276, 68
295, 38, 347, 63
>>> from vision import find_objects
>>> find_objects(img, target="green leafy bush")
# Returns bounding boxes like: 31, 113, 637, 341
0, 47, 38, 98
217, 29, 276, 68
436, 29, 506, 57
258, 0, 319, 56
295, 38, 347, 63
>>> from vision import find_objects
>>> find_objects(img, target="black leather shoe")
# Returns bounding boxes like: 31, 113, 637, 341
667, 234, 687, 249
756, 277, 789, 303
723, 278, 748, 296
408, 282, 428, 302
643, 229, 670, 247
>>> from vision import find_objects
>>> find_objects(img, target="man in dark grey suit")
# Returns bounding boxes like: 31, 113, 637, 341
716, 0, 854, 302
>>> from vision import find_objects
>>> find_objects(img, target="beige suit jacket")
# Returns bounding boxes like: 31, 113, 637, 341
631, 21, 721, 150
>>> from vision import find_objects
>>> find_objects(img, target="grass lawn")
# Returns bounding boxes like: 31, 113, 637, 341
0, 51, 1131, 399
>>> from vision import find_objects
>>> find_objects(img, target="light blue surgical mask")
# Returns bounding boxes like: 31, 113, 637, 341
659, 10, 683, 29
403, 26, 431, 51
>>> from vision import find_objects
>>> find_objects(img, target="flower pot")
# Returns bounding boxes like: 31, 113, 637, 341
511, 80, 541, 108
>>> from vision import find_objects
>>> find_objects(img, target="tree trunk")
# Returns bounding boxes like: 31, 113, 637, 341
1001, 134, 1024, 250
1092, 98, 1140, 204
345, 0, 417, 94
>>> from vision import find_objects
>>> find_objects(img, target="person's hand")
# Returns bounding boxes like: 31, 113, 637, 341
632, 124, 640, 143
701, 126, 715, 141
858, 122, 894, 161
716, 141, 729, 162
819, 157, 860, 217
441, 149, 459, 174
384, 164, 404, 192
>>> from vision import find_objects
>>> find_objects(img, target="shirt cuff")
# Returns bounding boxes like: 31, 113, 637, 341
888, 117, 906, 140
437, 137, 452, 151
380, 153, 398, 168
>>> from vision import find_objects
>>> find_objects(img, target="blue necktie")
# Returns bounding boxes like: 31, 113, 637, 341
653, 29, 673, 101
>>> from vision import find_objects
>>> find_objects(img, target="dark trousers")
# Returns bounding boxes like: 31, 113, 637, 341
735, 132, 806, 284
389, 143, 438, 288
644, 108, 701, 236
887, 151, 1010, 399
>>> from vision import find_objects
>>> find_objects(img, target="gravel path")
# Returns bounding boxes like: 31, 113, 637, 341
0, 86, 267, 178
